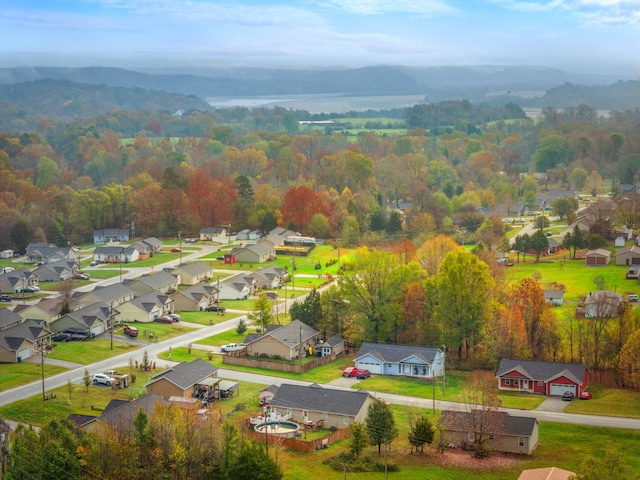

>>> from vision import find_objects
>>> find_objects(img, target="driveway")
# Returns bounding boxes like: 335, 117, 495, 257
536, 396, 569, 413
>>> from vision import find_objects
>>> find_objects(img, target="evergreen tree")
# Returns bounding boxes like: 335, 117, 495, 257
289, 288, 322, 330
365, 399, 398, 454
408, 415, 435, 453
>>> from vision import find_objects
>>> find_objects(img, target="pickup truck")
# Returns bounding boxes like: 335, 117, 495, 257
221, 343, 245, 352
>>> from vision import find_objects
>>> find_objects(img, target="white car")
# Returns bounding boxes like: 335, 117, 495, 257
92, 373, 115, 386
221, 343, 245, 352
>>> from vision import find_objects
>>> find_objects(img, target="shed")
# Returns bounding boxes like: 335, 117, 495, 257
1, 250, 14, 259
615, 236, 626, 247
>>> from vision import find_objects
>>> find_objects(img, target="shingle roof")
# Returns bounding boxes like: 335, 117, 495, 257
0, 308, 23, 329
615, 245, 640, 256
0, 320, 49, 351
441, 410, 538, 437
497, 359, 586, 385
253, 319, 318, 348
269, 383, 371, 416
175, 261, 213, 276
148, 358, 217, 390
356, 342, 441, 364
85, 393, 168, 430
174, 282, 216, 301
84, 284, 134, 303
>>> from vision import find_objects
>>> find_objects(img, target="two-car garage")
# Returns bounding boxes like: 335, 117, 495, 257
549, 383, 576, 396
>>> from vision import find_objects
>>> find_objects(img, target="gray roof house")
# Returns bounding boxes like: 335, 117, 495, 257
146, 358, 218, 400
51, 302, 111, 336
0, 308, 23, 330
0, 319, 51, 363
0, 269, 39, 294
93, 245, 139, 264
234, 241, 276, 264
171, 282, 217, 312
440, 410, 539, 455
355, 342, 445, 378
26, 247, 78, 265
268, 383, 374, 429
250, 265, 288, 289
75, 393, 169, 433
169, 261, 214, 285
116, 292, 174, 323
584, 290, 623, 318
217, 274, 255, 300
78, 284, 135, 308
199, 226, 228, 241
123, 271, 178, 296
33, 260, 78, 282
543, 289, 564, 306
244, 320, 319, 361
93, 228, 130, 245
497, 358, 588, 397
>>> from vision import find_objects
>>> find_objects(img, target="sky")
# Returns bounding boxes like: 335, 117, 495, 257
0, 0, 638, 75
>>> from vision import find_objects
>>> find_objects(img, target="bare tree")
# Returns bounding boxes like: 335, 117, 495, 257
460, 370, 503, 457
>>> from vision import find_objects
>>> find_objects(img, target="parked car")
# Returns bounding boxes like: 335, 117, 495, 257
221, 343, 245, 352
64, 329, 94, 341
154, 315, 174, 324
265, 292, 278, 299
0, 295, 12, 302
205, 305, 226, 313
562, 391, 575, 401
123, 325, 138, 337
579, 391, 592, 400
72, 273, 90, 280
171, 247, 182, 252
342, 366, 359, 377
216, 256, 224, 261
23, 286, 39, 293
51, 332, 72, 342
167, 313, 181, 322
92, 373, 115, 386
355, 369, 371, 379
90, 261, 98, 266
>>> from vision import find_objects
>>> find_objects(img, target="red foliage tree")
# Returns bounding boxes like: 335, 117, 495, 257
279, 185, 328, 234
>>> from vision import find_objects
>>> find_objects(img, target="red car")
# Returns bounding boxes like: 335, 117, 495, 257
123, 325, 138, 337
154, 315, 174, 324
342, 366, 359, 377
171, 247, 182, 252
579, 391, 592, 400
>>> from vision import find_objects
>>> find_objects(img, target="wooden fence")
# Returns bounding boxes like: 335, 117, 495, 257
223, 351, 337, 374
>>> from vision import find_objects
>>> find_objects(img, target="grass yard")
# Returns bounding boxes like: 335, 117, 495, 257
46, 337, 141, 364
0, 362, 68, 390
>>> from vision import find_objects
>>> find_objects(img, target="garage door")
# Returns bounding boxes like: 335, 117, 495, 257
357, 361, 382, 374
18, 346, 32, 361
550, 383, 576, 396
91, 324, 104, 336
633, 258, 640, 265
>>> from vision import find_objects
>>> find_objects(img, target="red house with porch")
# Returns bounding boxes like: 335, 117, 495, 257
497, 359, 588, 397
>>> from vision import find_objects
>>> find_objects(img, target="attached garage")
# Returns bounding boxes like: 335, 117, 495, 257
549, 383, 576, 396
17, 346, 33, 361
356, 360, 382, 374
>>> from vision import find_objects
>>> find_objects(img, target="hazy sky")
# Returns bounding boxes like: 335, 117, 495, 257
1, 0, 638, 75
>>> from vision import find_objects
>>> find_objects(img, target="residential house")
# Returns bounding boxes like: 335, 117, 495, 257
74, 393, 169, 433
93, 245, 139, 264
250, 265, 288, 290
268, 383, 374, 429
318, 334, 344, 357
25, 242, 55, 252
244, 320, 320, 361
93, 228, 130, 245
130, 241, 152, 259
585, 249, 611, 266
233, 241, 276, 264
199, 226, 228, 241
615, 245, 640, 266
217, 274, 254, 300
141, 237, 162, 253
0, 308, 23, 330
13, 297, 76, 327
51, 302, 111, 336
0, 319, 51, 363
497, 358, 588, 397
517, 467, 576, 480
262, 227, 297, 247
33, 260, 78, 282
355, 342, 445, 378
0, 249, 14, 259
124, 271, 178, 296
0, 269, 39, 294
145, 358, 218, 401
543, 290, 564, 306
170, 261, 214, 285
26, 246, 77, 265
440, 410, 539, 455
584, 290, 623, 318
171, 282, 218, 312
78, 284, 135, 309
237, 229, 251, 241
115, 292, 174, 323
249, 230, 263, 241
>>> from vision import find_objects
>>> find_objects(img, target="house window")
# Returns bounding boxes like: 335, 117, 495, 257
343, 416, 350, 425
514, 379, 519, 386
505, 379, 510, 385
302, 410, 308, 419
538, 381, 543, 386
322, 412, 328, 421
518, 437, 525, 447
287, 408, 292, 416
468, 432, 475, 442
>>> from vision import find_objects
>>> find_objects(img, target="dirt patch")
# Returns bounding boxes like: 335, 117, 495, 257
429, 448, 521, 470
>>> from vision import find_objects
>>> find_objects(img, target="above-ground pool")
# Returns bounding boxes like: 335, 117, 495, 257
254, 421, 301, 438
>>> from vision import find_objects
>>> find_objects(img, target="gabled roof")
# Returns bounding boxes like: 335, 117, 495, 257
441, 410, 537, 437
147, 358, 217, 390
83, 284, 135, 303
173, 282, 216, 302
497, 359, 587, 385
323, 334, 344, 348
93, 228, 129, 236
239, 241, 275, 256
62, 302, 111, 328
585, 248, 611, 257
542, 289, 564, 297
82, 393, 168, 430
0, 319, 50, 351
26, 242, 56, 252
517, 467, 576, 480
0, 308, 23, 329
247, 319, 317, 348
615, 245, 640, 256
141, 237, 162, 248
134, 271, 177, 289
129, 292, 171, 312
269, 383, 371, 416
173, 261, 213, 277
356, 342, 441, 364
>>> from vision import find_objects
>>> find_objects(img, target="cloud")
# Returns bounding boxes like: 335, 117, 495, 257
318, 0, 457, 16
0, 8, 132, 30
492, 0, 640, 25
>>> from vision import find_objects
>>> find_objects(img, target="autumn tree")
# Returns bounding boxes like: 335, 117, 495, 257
248, 295, 273, 333
614, 193, 640, 231
479, 306, 530, 366
460, 370, 503, 458
279, 185, 328, 234
391, 237, 417, 265
416, 234, 460, 276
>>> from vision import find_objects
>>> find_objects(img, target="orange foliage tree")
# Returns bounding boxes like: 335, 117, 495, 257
279, 185, 328, 234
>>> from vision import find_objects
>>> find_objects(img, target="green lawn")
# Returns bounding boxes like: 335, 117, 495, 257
0, 362, 68, 390
46, 337, 141, 364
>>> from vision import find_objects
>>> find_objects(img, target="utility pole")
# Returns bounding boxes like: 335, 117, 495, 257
110, 302, 114, 350
41, 345, 46, 401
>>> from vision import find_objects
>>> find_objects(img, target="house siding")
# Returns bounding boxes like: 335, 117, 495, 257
146, 378, 187, 400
